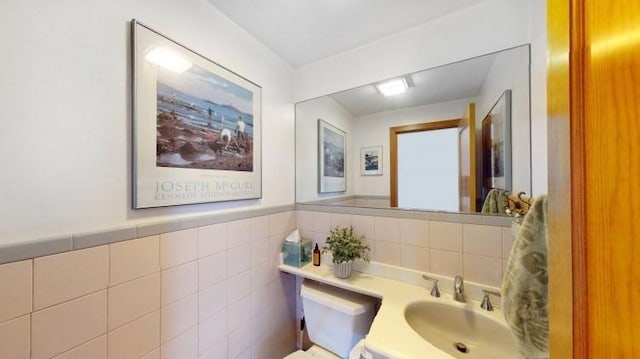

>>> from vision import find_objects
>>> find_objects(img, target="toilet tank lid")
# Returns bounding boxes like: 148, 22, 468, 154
301, 280, 376, 315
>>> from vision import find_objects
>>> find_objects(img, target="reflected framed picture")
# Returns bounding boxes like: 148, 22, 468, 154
318, 119, 346, 193
481, 89, 512, 199
132, 19, 262, 208
361, 146, 383, 176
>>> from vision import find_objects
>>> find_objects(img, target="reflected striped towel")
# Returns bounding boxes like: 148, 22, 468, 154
501, 195, 549, 359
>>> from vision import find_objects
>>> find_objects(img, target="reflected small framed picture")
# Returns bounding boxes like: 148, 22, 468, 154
361, 146, 383, 176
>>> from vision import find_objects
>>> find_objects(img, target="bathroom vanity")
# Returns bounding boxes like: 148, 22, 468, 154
279, 263, 521, 359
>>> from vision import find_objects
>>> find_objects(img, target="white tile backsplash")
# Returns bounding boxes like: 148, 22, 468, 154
429, 249, 463, 278
351, 215, 375, 239
400, 219, 428, 247
463, 224, 502, 257
373, 240, 401, 266
463, 254, 504, 287
374, 216, 400, 242
429, 221, 463, 251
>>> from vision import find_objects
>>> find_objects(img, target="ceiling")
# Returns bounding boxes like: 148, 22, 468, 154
328, 52, 497, 116
207, 0, 490, 67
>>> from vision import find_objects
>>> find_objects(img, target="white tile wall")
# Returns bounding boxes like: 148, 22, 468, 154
161, 262, 198, 307
107, 311, 160, 359
0, 315, 30, 359
0, 211, 298, 359
108, 273, 160, 330
0, 259, 32, 322
160, 229, 198, 269
32, 290, 107, 359
53, 335, 106, 359
197, 223, 227, 258
160, 294, 198, 343
109, 235, 160, 286
161, 325, 198, 359
34, 246, 109, 310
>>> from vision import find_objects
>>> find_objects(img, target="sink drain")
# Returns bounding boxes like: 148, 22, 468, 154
453, 342, 469, 354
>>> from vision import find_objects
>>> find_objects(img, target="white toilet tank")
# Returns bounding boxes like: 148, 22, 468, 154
301, 280, 378, 358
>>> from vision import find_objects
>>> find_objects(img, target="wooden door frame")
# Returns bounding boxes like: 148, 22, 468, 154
389, 119, 460, 207
548, 0, 587, 357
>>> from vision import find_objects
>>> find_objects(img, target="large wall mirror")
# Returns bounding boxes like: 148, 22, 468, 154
295, 45, 535, 216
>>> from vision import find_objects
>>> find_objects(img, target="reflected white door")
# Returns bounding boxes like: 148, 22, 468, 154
397, 128, 459, 211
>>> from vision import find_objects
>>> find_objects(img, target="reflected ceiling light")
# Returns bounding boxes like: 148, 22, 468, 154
376, 78, 408, 96
145, 47, 192, 73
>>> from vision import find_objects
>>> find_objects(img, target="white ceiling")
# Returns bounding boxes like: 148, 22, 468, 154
207, 0, 490, 67
328, 52, 497, 116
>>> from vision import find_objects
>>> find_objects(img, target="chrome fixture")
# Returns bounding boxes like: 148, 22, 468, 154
480, 289, 502, 311
453, 275, 466, 303
422, 275, 441, 297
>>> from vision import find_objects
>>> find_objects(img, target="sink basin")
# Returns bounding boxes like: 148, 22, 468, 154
404, 301, 521, 359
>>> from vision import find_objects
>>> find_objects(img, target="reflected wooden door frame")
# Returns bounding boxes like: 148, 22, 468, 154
389, 119, 460, 207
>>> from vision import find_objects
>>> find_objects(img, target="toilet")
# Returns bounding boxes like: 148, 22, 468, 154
284, 280, 378, 359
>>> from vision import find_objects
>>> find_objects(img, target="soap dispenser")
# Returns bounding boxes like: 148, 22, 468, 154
313, 243, 321, 266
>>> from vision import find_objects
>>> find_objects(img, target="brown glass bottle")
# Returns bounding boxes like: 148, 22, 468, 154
313, 243, 321, 266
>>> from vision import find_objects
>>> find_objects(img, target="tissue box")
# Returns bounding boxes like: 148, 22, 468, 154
282, 238, 312, 267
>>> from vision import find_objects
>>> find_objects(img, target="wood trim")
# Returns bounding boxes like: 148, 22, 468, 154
568, 0, 588, 356
547, 0, 577, 357
389, 119, 460, 207
468, 105, 476, 212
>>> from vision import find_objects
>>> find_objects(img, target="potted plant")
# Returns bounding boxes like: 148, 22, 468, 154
322, 225, 370, 279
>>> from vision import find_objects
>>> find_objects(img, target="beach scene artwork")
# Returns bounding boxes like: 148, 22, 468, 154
155, 63, 254, 171
322, 126, 345, 178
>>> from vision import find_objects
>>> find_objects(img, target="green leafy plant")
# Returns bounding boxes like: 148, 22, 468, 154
322, 226, 370, 264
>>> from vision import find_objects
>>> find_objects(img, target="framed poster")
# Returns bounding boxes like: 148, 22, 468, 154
132, 19, 262, 208
361, 146, 383, 176
318, 119, 346, 193
481, 89, 512, 200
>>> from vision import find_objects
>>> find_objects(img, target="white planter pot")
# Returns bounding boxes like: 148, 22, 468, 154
334, 261, 353, 279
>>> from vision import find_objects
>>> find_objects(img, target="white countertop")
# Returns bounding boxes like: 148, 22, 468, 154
279, 263, 509, 359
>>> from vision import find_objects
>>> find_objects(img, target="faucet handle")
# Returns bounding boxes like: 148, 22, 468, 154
422, 275, 441, 297
480, 289, 502, 311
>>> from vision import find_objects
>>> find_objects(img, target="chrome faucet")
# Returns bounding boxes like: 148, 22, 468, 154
453, 275, 466, 303
422, 275, 441, 297
480, 289, 502, 311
